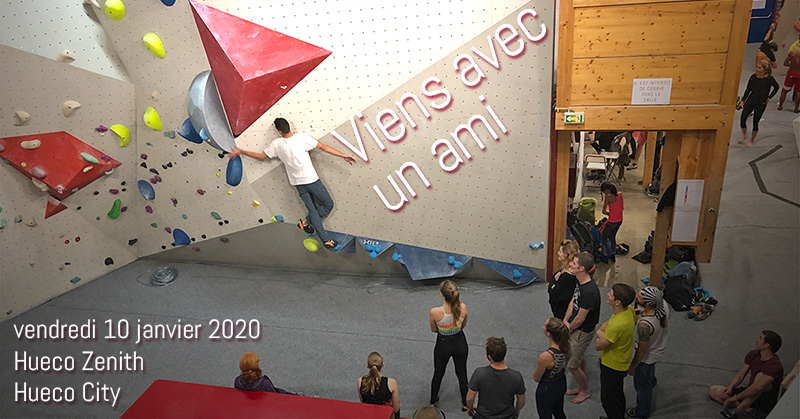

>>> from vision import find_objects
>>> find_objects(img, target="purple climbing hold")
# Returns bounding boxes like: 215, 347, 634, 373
165, 227, 172, 233
95, 125, 108, 133
192, 247, 200, 251
120, 206, 128, 212
109, 189, 120, 195
197, 189, 205, 195
140, 154, 148, 160
100, 154, 111, 162
31, 166, 46, 179
150, 178, 157, 184
155, 175, 162, 182
171, 198, 178, 206
145, 205, 153, 213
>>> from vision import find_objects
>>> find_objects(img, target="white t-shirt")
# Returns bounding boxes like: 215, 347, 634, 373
264, 133, 319, 186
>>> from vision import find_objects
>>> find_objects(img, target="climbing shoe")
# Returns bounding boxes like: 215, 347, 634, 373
297, 219, 314, 234
323, 240, 339, 250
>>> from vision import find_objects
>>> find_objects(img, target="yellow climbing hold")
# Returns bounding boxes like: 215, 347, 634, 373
143, 107, 162, 131
303, 238, 321, 252
227, 191, 232, 195
143, 33, 166, 59
109, 124, 130, 147
253, 200, 260, 208
104, 0, 125, 21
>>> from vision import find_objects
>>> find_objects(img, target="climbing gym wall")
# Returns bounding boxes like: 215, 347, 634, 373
90, 0, 552, 267
0, 44, 138, 321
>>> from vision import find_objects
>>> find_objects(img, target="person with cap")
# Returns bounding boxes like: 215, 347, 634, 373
626, 287, 670, 418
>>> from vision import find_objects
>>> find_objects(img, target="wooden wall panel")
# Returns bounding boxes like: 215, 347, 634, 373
571, 54, 726, 105
574, 0, 694, 7
555, 106, 732, 131
573, 1, 734, 58
556, 0, 575, 108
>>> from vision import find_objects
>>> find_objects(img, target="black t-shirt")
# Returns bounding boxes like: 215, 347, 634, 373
548, 272, 577, 319
743, 74, 779, 105
468, 366, 526, 419
361, 376, 392, 406
759, 41, 776, 62
567, 279, 601, 332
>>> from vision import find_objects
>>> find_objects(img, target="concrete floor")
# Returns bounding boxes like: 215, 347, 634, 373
1, 45, 799, 419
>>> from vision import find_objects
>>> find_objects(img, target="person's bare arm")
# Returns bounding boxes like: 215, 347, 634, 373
724, 365, 752, 395
356, 377, 363, 403
724, 372, 774, 408
628, 322, 653, 375
533, 352, 553, 383
429, 308, 439, 333
568, 308, 589, 332
229, 146, 268, 161
595, 330, 611, 351
466, 389, 477, 417
316, 142, 356, 165
563, 298, 575, 326
388, 378, 400, 415
514, 393, 526, 417
460, 304, 468, 330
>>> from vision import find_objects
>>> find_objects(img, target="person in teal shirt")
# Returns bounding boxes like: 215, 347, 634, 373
595, 283, 636, 419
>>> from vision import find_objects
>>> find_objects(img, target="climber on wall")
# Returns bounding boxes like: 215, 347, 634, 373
229, 118, 356, 250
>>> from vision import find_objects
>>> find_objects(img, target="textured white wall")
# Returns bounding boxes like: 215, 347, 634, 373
0, 0, 130, 81
0, 45, 137, 321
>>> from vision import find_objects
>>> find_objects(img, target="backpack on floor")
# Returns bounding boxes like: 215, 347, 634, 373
664, 272, 695, 311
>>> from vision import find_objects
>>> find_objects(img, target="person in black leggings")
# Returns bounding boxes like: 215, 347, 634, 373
739, 60, 779, 147
429, 279, 469, 411
534, 317, 572, 419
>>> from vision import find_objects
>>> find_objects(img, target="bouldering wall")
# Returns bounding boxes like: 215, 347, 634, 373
0, 45, 138, 321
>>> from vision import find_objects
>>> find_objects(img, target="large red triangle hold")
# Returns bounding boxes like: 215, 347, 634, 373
189, 0, 332, 136
45, 197, 68, 219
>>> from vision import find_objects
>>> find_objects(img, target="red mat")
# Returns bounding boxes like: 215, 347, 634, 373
120, 379, 392, 419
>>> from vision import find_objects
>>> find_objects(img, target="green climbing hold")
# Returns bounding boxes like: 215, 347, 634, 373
164, 131, 176, 139
107, 199, 122, 219
150, 223, 158, 228
81, 152, 99, 164
181, 214, 188, 219
70, 276, 81, 284
146, 142, 153, 146
0, 206, 3, 212
0, 219, 6, 229
210, 212, 221, 220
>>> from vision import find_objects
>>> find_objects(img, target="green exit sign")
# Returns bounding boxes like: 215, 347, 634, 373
564, 112, 585, 124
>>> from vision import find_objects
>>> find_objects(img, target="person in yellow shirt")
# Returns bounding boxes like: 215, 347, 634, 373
595, 283, 636, 419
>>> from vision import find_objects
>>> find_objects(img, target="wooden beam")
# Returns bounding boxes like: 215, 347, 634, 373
573, 1, 734, 58
720, 0, 752, 105
670, 130, 715, 246
548, 130, 573, 279
555, 105, 734, 131
571, 54, 726, 106
649, 131, 682, 286
695, 125, 733, 262
574, 0, 695, 7
556, 0, 575, 109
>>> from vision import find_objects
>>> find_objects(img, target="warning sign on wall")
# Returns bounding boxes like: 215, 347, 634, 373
631, 78, 672, 105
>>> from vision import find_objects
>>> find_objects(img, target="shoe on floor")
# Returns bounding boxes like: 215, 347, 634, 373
323, 240, 339, 250
721, 407, 740, 419
626, 407, 648, 418
627, 163, 639, 170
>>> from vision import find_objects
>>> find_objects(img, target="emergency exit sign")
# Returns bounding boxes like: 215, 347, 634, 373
564, 112, 584, 124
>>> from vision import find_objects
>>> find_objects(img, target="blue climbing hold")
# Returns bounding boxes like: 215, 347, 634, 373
374, 244, 382, 253
226, 155, 243, 187
453, 261, 463, 269
447, 256, 455, 265
513, 269, 522, 279
137, 180, 155, 200
199, 128, 209, 140
369, 250, 378, 259
178, 118, 203, 144
392, 253, 402, 261
160, 0, 176, 5
365, 243, 375, 252
173, 228, 190, 246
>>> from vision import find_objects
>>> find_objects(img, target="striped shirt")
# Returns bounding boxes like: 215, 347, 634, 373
436, 307, 463, 336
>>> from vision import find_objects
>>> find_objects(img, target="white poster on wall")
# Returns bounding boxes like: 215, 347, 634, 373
752, 0, 767, 10
631, 78, 673, 105
671, 179, 705, 242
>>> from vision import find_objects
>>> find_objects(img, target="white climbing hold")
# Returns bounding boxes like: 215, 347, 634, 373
31, 166, 46, 179
62, 100, 81, 117
23, 215, 37, 227
151, 91, 159, 101
31, 178, 49, 191
57, 50, 76, 62
13, 110, 30, 126
21, 139, 41, 149
82, 166, 93, 173
84, 0, 100, 8
105, 169, 114, 175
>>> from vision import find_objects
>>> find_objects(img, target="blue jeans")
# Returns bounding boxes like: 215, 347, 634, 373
633, 362, 657, 418
295, 179, 333, 243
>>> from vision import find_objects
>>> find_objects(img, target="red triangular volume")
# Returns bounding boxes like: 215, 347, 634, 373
189, 0, 332, 136
45, 197, 68, 219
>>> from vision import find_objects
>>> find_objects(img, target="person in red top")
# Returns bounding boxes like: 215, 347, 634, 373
600, 183, 623, 263
708, 330, 784, 419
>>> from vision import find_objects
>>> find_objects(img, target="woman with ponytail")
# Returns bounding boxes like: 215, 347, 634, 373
357, 352, 400, 419
234, 352, 294, 394
549, 240, 580, 319
533, 318, 571, 419
429, 279, 469, 411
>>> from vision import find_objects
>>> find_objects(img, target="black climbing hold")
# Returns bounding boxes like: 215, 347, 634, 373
186, 149, 193, 154
218, 153, 225, 158
167, 162, 173, 168
223, 220, 229, 224
93, 191, 99, 195
191, 237, 195, 241
76, 206, 81, 210
140, 162, 147, 168
218, 221, 223, 226
162, 164, 168, 169
220, 237, 229, 243
181, 151, 188, 157
161, 245, 166, 249
149, 168, 159, 175
104, 257, 114, 266
121, 181, 126, 186
121, 188, 126, 192
201, 234, 207, 239
258, 219, 264, 223
128, 238, 138, 246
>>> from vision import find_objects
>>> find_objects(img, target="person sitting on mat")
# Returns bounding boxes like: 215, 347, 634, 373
230, 118, 356, 250
357, 352, 400, 419
234, 352, 295, 394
